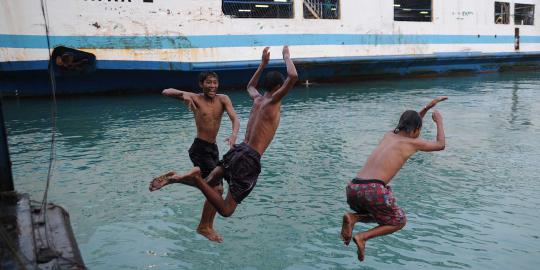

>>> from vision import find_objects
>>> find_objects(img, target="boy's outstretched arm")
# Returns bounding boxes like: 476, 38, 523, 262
223, 95, 240, 148
419, 96, 448, 118
162, 88, 198, 111
271, 46, 298, 103
413, 109, 446, 152
247, 47, 269, 100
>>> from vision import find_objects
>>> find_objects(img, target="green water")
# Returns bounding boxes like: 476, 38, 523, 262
4, 72, 540, 269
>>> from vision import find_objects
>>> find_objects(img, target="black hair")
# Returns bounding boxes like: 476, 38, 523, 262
262, 71, 284, 92
394, 110, 422, 134
198, 71, 218, 84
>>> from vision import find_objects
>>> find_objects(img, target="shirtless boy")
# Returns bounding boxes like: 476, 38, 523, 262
149, 46, 298, 236
341, 96, 447, 262
159, 71, 240, 242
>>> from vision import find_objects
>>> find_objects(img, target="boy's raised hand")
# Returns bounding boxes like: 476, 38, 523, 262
429, 96, 448, 108
420, 96, 447, 118
282, 45, 290, 59
262, 47, 270, 66
432, 109, 443, 123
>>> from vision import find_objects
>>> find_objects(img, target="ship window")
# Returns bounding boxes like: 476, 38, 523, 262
222, 0, 294, 18
394, 0, 432, 22
515, 4, 535, 25
494, 2, 510, 24
303, 0, 339, 19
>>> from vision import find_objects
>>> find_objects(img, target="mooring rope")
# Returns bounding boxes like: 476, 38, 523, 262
39, 0, 58, 215
37, 0, 63, 268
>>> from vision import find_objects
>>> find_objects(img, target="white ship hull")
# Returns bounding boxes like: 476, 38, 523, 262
1, 0, 539, 95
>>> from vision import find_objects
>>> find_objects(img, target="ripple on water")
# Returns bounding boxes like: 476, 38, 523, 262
4, 72, 540, 269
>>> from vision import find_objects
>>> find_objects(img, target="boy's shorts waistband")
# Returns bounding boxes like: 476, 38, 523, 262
351, 178, 386, 186
194, 137, 217, 146
235, 142, 261, 160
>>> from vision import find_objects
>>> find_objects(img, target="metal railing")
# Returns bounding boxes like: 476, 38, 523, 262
304, 0, 323, 19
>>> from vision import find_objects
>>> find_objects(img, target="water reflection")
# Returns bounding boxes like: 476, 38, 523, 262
509, 79, 533, 128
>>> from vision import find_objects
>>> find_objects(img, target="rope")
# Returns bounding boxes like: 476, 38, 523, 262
2, 3, 73, 268
37, 1, 63, 269
34, 1, 85, 268
39, 0, 58, 215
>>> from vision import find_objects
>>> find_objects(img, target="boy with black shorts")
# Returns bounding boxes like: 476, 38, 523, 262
150, 46, 298, 237
157, 71, 239, 242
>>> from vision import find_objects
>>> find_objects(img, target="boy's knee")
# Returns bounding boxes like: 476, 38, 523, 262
219, 208, 235, 217
218, 201, 237, 217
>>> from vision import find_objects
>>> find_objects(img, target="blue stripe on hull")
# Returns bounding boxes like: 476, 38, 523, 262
2, 51, 540, 72
1, 33, 540, 49
1, 52, 540, 96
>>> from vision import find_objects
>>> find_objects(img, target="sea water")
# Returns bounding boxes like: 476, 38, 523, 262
4, 71, 540, 269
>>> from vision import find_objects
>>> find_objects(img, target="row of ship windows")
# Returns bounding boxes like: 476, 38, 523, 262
495, 2, 535, 25
222, 0, 535, 25
83, 0, 534, 26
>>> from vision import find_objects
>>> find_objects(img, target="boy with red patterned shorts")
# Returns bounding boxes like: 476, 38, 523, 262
341, 97, 447, 262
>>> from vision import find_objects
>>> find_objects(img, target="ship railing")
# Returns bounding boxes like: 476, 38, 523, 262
304, 0, 323, 19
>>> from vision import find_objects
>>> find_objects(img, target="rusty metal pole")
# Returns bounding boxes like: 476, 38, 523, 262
0, 99, 14, 192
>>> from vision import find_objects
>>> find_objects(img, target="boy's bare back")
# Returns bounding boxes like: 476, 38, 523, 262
357, 132, 419, 183
244, 46, 298, 155
357, 105, 446, 184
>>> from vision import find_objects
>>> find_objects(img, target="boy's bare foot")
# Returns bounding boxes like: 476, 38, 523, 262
149, 171, 176, 192
341, 213, 356, 246
197, 227, 223, 243
353, 234, 366, 262
149, 167, 202, 191
176, 167, 202, 186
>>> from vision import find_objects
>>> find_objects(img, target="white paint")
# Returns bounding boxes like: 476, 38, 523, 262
1, 0, 539, 65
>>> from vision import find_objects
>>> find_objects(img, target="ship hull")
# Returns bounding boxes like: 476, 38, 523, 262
1, 0, 540, 96
2, 51, 540, 96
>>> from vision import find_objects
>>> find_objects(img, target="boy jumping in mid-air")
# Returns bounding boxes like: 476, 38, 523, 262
149, 46, 298, 237
159, 72, 240, 242
341, 96, 447, 262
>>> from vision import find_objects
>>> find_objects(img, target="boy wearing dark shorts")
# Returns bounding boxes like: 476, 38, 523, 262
341, 97, 447, 262
188, 138, 219, 180
155, 72, 239, 242
218, 142, 261, 204
149, 46, 297, 233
